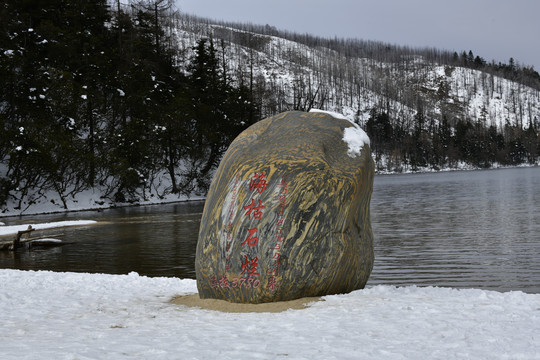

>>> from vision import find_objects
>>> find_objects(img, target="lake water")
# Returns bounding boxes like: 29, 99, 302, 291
1, 167, 539, 293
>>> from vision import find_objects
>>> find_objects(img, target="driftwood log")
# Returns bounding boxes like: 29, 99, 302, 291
0, 226, 66, 251
12, 225, 34, 250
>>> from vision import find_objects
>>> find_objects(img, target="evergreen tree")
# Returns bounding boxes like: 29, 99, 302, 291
365, 108, 392, 159
181, 38, 255, 192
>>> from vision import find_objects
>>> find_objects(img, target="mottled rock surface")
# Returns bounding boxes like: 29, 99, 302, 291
195, 110, 374, 303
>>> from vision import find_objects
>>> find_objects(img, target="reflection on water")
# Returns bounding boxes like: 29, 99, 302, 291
0, 201, 205, 279
1, 167, 539, 293
369, 167, 540, 293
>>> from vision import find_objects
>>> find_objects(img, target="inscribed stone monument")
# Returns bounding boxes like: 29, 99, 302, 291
195, 110, 374, 303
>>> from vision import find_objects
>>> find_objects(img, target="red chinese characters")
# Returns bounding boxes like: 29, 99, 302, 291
224, 175, 241, 274
249, 172, 268, 193
219, 275, 230, 288
241, 255, 260, 276
266, 275, 279, 291
214, 171, 290, 293
266, 175, 289, 291
239, 172, 268, 283
243, 199, 265, 220
210, 275, 261, 289
241, 228, 259, 247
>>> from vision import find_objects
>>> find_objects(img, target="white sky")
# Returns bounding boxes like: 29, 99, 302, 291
176, 0, 540, 71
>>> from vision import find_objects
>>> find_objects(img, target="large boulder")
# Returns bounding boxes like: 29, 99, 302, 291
195, 110, 374, 303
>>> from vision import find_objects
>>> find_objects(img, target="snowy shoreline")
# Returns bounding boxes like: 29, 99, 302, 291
0, 219, 97, 237
1, 164, 537, 219
0, 194, 205, 219
1, 269, 539, 359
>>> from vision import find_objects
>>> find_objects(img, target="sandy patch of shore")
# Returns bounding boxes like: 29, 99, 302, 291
171, 293, 322, 313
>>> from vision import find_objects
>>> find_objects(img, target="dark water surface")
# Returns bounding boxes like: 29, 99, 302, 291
369, 167, 540, 293
1, 167, 539, 293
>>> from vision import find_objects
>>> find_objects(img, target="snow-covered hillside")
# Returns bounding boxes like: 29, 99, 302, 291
174, 21, 540, 131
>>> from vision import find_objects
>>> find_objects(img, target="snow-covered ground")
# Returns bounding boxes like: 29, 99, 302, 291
0, 213, 539, 359
1, 269, 539, 360
0, 220, 96, 236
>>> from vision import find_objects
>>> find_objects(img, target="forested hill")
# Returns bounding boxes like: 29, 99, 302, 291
1, 1, 539, 214
182, 15, 540, 171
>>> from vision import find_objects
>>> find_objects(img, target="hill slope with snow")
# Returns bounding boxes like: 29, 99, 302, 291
174, 20, 540, 131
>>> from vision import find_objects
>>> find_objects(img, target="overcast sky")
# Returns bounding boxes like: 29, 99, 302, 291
176, 0, 540, 71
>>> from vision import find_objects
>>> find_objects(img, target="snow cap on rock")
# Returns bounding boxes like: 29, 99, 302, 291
309, 109, 370, 158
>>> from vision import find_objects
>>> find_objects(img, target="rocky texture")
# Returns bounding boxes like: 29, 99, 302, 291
195, 110, 374, 303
